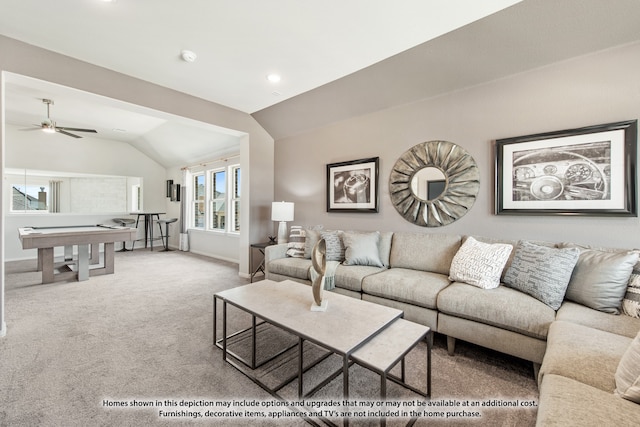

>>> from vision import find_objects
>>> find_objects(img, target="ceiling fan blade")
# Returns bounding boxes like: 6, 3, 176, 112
56, 129, 83, 138
19, 126, 43, 131
56, 126, 97, 133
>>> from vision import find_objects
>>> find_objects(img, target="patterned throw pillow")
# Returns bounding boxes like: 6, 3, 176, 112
286, 226, 305, 258
449, 236, 513, 289
623, 264, 640, 318
321, 230, 345, 262
503, 241, 580, 310
615, 331, 640, 403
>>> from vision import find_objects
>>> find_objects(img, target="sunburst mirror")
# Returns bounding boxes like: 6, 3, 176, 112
389, 140, 480, 227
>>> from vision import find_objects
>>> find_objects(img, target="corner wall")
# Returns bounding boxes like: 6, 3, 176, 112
274, 41, 640, 249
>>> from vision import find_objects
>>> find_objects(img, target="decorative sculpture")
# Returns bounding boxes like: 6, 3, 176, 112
310, 238, 328, 311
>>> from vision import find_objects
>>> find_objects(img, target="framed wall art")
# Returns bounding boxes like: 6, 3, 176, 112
327, 157, 379, 212
496, 120, 637, 216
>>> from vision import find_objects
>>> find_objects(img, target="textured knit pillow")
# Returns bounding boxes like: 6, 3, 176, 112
286, 226, 306, 258
564, 248, 638, 314
449, 236, 513, 289
342, 231, 384, 267
615, 331, 640, 403
623, 262, 640, 318
321, 230, 345, 262
503, 241, 580, 310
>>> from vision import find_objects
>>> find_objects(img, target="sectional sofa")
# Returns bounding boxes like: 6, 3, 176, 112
264, 229, 640, 426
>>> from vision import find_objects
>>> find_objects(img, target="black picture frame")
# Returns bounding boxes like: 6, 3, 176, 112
496, 120, 637, 216
326, 157, 379, 212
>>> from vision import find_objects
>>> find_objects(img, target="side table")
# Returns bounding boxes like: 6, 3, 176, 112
250, 241, 276, 282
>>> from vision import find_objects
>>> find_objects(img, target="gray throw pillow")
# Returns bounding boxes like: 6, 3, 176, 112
304, 229, 321, 259
320, 230, 345, 261
503, 241, 580, 310
565, 248, 639, 314
342, 231, 383, 267
615, 331, 640, 403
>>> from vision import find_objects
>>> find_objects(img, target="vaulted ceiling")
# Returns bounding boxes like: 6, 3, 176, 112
2, 0, 640, 165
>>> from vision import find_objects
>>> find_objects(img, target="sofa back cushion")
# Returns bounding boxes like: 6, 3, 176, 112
389, 232, 461, 275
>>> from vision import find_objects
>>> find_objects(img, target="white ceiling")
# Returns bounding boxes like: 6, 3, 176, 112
0, 0, 522, 113
3, 0, 640, 165
0, 0, 522, 168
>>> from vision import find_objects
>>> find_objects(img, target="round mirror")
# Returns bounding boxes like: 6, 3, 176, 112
389, 140, 480, 227
410, 167, 447, 201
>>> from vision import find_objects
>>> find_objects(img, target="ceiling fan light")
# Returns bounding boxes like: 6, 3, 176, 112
42, 127, 55, 134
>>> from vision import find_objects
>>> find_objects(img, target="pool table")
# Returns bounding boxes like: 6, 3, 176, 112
18, 225, 138, 284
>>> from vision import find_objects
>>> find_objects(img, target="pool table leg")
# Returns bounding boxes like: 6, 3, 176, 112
103, 242, 115, 275
77, 244, 90, 281
39, 248, 55, 284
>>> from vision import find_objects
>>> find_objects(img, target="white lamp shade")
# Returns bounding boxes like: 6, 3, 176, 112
271, 201, 294, 222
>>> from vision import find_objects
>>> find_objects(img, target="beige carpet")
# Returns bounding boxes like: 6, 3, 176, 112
0, 249, 538, 426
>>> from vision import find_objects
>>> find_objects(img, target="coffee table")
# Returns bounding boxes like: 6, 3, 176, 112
213, 279, 431, 426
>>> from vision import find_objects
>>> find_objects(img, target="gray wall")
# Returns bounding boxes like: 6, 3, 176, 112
0, 36, 275, 336
274, 41, 640, 249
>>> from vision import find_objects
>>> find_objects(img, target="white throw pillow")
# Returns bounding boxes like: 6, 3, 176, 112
615, 331, 640, 403
449, 236, 513, 289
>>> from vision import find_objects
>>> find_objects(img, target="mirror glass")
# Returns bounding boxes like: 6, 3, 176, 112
410, 167, 446, 201
5, 168, 143, 214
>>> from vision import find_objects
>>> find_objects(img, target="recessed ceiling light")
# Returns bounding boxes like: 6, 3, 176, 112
266, 74, 281, 83
180, 50, 197, 63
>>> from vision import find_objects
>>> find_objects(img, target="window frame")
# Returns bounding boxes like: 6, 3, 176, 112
188, 163, 240, 234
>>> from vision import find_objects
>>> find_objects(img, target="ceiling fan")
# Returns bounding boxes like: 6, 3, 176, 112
23, 98, 97, 138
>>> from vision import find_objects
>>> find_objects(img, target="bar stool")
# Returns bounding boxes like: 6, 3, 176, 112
112, 218, 136, 251
157, 218, 178, 251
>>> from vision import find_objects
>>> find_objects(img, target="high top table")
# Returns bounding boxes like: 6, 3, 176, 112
213, 279, 431, 426
130, 211, 165, 251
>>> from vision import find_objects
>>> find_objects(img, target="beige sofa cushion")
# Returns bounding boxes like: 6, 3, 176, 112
537, 374, 640, 427
556, 301, 640, 339
361, 268, 450, 309
333, 264, 386, 293
267, 257, 311, 280
389, 232, 461, 275
539, 320, 631, 392
615, 331, 640, 403
437, 282, 555, 340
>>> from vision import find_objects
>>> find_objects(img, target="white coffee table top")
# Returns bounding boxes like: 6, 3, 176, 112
216, 279, 403, 355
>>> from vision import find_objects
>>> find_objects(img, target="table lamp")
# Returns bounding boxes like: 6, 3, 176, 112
271, 201, 294, 244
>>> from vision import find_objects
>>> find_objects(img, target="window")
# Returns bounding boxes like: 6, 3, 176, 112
190, 164, 240, 233
193, 173, 205, 229
231, 166, 241, 232
210, 169, 226, 230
